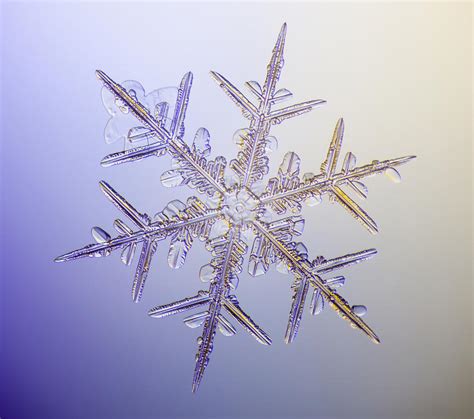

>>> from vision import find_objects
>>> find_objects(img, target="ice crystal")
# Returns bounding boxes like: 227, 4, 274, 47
56, 24, 415, 392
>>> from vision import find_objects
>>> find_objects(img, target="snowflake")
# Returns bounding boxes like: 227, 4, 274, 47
56, 23, 415, 392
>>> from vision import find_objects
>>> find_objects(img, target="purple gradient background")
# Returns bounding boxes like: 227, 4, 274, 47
1, 2, 472, 419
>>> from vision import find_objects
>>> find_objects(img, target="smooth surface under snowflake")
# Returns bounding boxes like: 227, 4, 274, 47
56, 23, 415, 392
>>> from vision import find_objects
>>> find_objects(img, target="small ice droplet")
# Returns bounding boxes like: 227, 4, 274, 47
199, 264, 215, 282
352, 305, 367, 317
265, 136, 278, 153
385, 167, 401, 183
91, 226, 111, 243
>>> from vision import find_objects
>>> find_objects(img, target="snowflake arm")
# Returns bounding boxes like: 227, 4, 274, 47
259, 118, 416, 233
149, 226, 270, 392
285, 248, 377, 343
55, 181, 223, 301
250, 219, 380, 344
191, 228, 244, 392
211, 23, 325, 189
96, 71, 228, 196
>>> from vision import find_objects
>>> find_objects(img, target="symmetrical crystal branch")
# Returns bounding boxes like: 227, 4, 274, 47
56, 23, 415, 392
259, 118, 415, 233
211, 23, 325, 188
56, 181, 222, 302
250, 219, 380, 344
285, 249, 377, 344
98, 71, 228, 197
149, 227, 269, 392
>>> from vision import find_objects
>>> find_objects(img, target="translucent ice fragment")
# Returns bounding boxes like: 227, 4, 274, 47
245, 80, 262, 97
276, 259, 290, 274
101, 86, 119, 116
122, 80, 146, 102
302, 172, 315, 183
248, 258, 267, 277
163, 200, 187, 218
161, 170, 185, 188
264, 136, 278, 153
104, 113, 138, 144
279, 151, 301, 177
199, 264, 215, 283
295, 242, 308, 258
114, 219, 133, 236
347, 180, 368, 199
258, 208, 274, 223
217, 314, 236, 336
193, 127, 211, 157
224, 167, 240, 188
233, 128, 251, 149
305, 193, 322, 207
184, 311, 208, 328
127, 126, 155, 143
154, 102, 169, 123
121, 242, 137, 266
291, 217, 305, 235
271, 88, 293, 104
385, 167, 401, 183
91, 226, 111, 243
342, 152, 356, 173
310, 289, 324, 315
250, 179, 266, 195
326, 275, 345, 289
228, 273, 239, 290
352, 305, 367, 317
210, 219, 230, 237
168, 233, 192, 269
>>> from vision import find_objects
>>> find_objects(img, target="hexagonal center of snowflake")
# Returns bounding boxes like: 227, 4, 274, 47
223, 188, 259, 224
